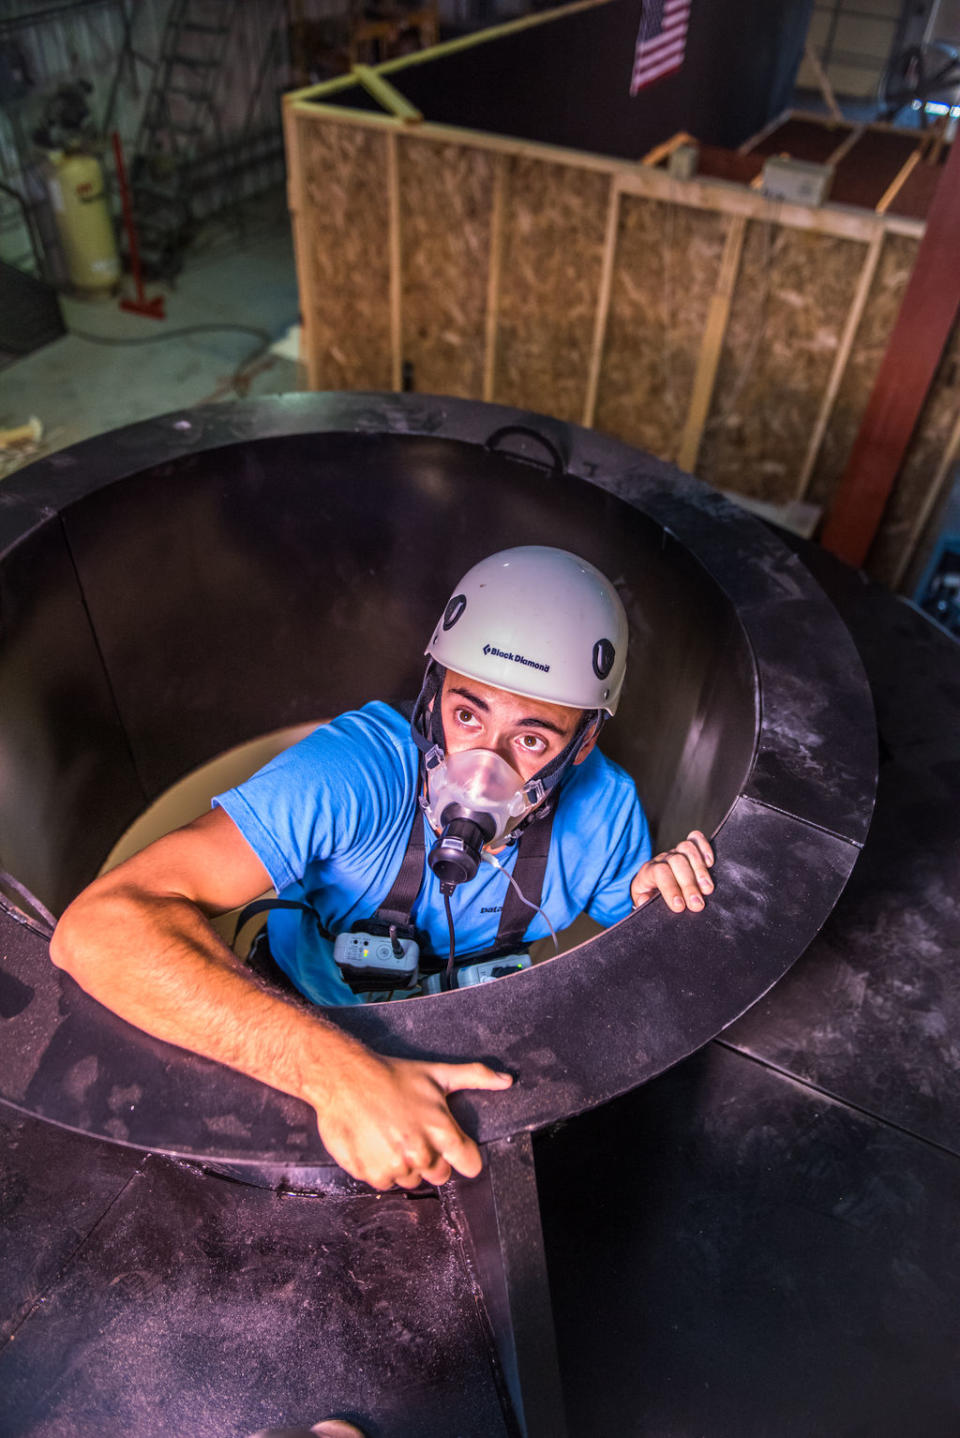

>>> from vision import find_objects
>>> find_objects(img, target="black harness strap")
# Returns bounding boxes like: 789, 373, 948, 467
372, 796, 555, 955
232, 897, 317, 949
374, 799, 425, 929
495, 806, 556, 952
234, 797, 427, 952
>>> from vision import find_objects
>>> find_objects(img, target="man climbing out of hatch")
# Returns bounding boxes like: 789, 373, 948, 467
51, 547, 714, 1193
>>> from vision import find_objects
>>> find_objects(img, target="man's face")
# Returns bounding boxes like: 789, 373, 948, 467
439, 670, 596, 785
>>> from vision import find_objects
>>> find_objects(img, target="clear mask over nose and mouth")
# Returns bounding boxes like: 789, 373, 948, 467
423, 748, 545, 887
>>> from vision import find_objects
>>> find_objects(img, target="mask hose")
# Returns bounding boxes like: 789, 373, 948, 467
481, 850, 560, 956
442, 885, 457, 985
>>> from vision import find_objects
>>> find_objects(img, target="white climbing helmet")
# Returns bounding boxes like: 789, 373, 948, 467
426, 546, 628, 716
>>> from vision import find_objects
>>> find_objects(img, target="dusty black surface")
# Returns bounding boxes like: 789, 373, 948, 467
726, 551, 960, 1154
537, 546, 960, 1437
0, 1108, 511, 1438
537, 1044, 960, 1438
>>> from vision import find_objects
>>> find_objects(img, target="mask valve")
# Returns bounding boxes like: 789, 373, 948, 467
423, 749, 538, 889
429, 804, 497, 887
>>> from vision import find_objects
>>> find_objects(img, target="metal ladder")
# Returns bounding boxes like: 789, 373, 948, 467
129, 0, 239, 279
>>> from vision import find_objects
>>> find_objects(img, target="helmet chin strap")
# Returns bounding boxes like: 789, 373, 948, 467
410, 658, 448, 766
409, 660, 605, 841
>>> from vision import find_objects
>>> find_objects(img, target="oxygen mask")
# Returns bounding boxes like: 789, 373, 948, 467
423, 748, 545, 888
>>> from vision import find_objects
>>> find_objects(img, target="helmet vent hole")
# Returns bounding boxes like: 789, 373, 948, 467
592, 639, 615, 680
443, 594, 467, 630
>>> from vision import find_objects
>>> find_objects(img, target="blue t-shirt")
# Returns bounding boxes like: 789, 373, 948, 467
214, 702, 651, 1006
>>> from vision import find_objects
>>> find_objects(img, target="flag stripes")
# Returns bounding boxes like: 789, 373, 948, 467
630, 0, 691, 95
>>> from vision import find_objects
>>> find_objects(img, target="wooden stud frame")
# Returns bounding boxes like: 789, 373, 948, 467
483, 154, 507, 405
386, 131, 403, 392
794, 228, 885, 502
677, 214, 747, 474
283, 7, 949, 587
582, 177, 621, 428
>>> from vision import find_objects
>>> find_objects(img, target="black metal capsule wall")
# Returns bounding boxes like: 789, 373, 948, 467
0, 395, 876, 1437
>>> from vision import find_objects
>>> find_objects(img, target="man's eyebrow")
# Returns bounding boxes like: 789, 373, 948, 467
449, 686, 570, 737
450, 685, 490, 713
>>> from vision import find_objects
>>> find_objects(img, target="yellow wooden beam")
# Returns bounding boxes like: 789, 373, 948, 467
482, 154, 507, 404
795, 228, 884, 500
284, 72, 359, 107
582, 178, 621, 428
738, 108, 789, 154
677, 214, 747, 473
282, 103, 322, 390
353, 65, 423, 122
387, 131, 404, 391
803, 38, 843, 123
641, 131, 695, 167
616, 164, 922, 242
826, 124, 864, 167
875, 146, 922, 214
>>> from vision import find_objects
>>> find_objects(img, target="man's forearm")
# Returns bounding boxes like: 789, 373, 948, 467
47, 812, 510, 1191
50, 883, 367, 1117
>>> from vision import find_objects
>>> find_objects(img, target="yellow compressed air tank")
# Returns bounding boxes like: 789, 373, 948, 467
46, 150, 120, 296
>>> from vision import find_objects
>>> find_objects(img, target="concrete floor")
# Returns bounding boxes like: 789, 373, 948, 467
1, 191, 302, 480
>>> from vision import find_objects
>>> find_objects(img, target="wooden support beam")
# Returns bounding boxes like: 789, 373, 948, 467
353, 65, 423, 122
387, 131, 403, 392
795, 229, 884, 501
676, 214, 747, 473
803, 38, 844, 123
597, 165, 920, 242
821, 129, 960, 568
641, 131, 694, 167
285, 72, 358, 106
738, 109, 789, 154
282, 103, 322, 389
826, 124, 864, 167
875, 145, 922, 214
582, 178, 621, 428
483, 154, 507, 404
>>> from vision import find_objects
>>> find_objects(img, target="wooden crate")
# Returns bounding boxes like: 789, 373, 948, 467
283, 14, 955, 590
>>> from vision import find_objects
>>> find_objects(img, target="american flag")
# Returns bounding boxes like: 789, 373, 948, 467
630, 0, 691, 96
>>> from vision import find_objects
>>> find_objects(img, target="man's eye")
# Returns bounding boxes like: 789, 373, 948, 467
456, 708, 477, 726
519, 733, 546, 752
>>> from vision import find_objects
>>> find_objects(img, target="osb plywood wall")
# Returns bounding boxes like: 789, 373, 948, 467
492, 159, 610, 423
595, 200, 729, 459
287, 106, 949, 590
399, 138, 495, 399
295, 122, 392, 391
696, 225, 868, 504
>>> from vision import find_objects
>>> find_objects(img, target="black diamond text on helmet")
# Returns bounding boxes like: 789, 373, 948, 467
482, 643, 551, 674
